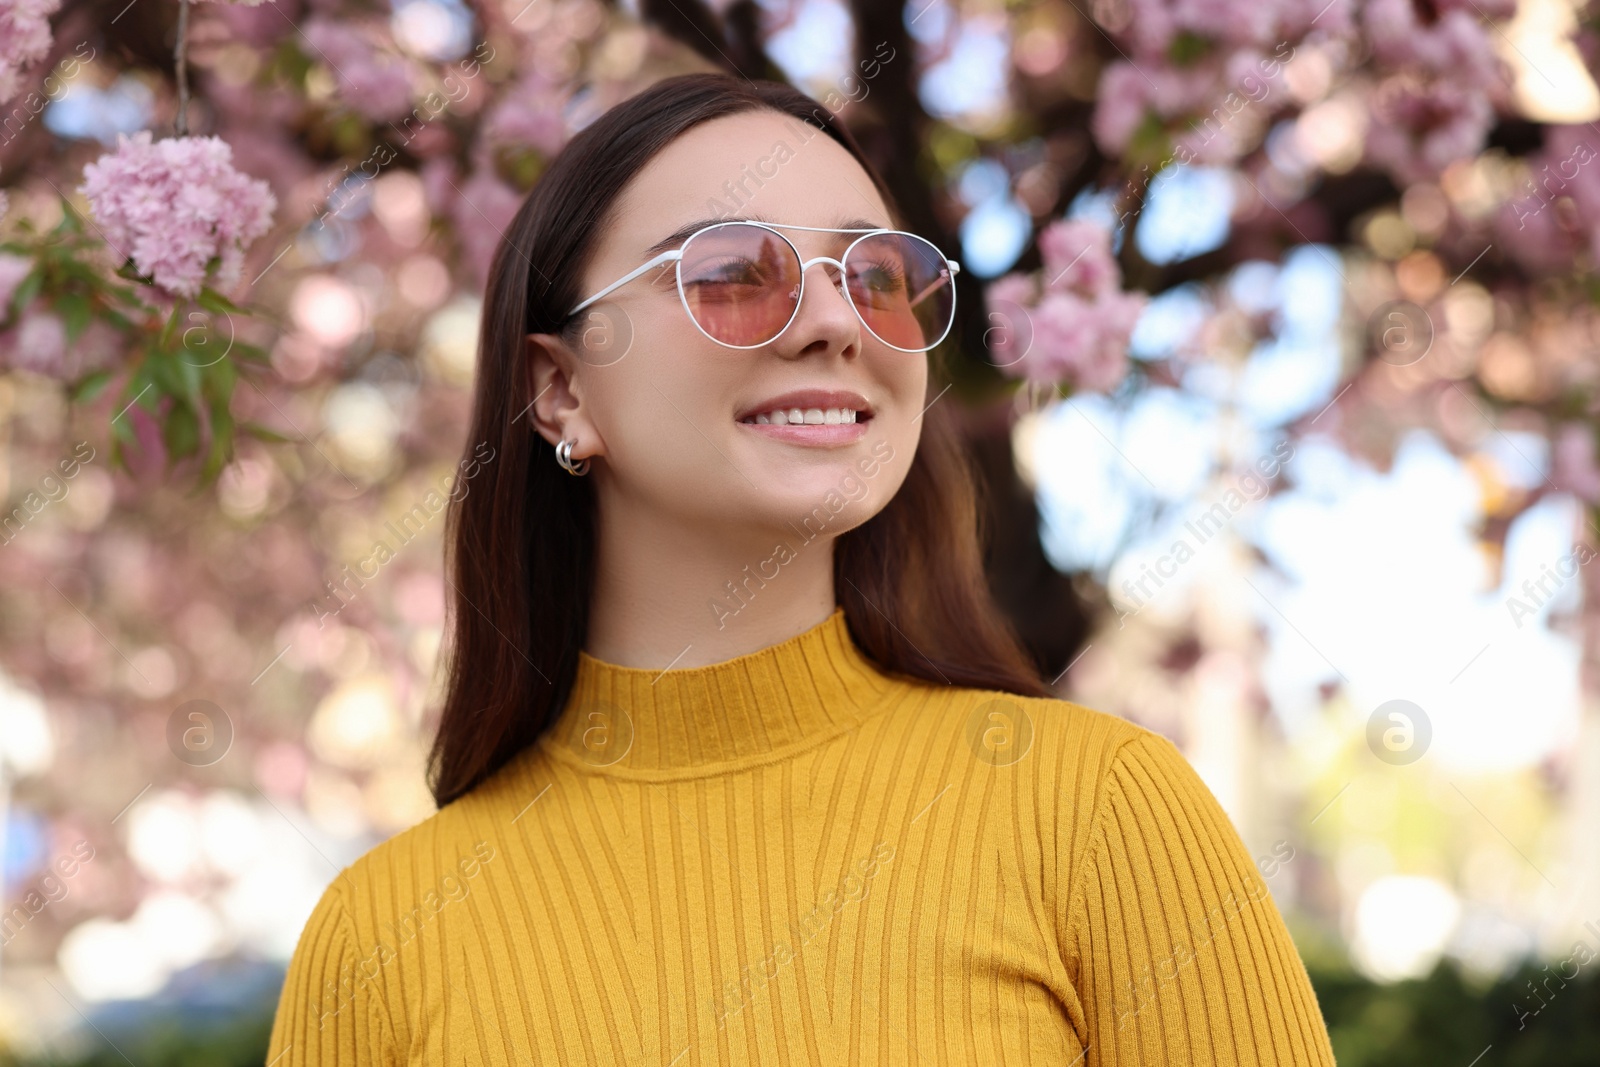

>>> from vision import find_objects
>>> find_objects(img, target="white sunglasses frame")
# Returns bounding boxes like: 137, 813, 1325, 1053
566, 220, 963, 353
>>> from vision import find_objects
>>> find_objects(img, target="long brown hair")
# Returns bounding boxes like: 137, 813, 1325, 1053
427, 73, 1050, 808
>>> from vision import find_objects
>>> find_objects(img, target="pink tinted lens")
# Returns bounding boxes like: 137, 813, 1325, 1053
844, 232, 955, 351
677, 224, 803, 346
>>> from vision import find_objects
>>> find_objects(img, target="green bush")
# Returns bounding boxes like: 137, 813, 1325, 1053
5, 960, 1597, 1064
1313, 960, 1600, 1066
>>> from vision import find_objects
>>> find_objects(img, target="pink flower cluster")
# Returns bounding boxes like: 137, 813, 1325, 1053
79, 130, 277, 300
1091, 0, 1343, 166
421, 156, 521, 292
301, 18, 414, 123
0, 250, 32, 315
1496, 125, 1600, 272
1552, 421, 1600, 503
0, 0, 60, 102
1361, 0, 1509, 184
984, 218, 1146, 391
481, 72, 570, 157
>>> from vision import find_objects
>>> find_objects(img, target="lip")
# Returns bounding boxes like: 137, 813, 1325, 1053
734, 388, 875, 424
734, 388, 875, 448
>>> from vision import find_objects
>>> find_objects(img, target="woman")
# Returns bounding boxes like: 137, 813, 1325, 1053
267, 73, 1335, 1065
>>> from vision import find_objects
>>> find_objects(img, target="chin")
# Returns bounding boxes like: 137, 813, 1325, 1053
745, 473, 887, 544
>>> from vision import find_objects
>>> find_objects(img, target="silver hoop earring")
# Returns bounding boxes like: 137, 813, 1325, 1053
555, 438, 590, 476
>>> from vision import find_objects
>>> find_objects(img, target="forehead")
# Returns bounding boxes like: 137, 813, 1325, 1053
607, 110, 894, 250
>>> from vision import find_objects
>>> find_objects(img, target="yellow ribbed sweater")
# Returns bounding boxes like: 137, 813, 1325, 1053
267, 606, 1335, 1065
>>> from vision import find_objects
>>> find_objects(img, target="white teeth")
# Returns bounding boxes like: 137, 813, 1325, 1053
742, 406, 861, 425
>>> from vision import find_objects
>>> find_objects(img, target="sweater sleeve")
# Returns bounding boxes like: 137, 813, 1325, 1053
1062, 731, 1335, 1066
266, 873, 396, 1066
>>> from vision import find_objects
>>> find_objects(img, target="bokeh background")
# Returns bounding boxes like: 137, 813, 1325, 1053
0, 0, 1598, 1061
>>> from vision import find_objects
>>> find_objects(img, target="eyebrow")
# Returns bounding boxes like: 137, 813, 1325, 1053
642, 214, 889, 258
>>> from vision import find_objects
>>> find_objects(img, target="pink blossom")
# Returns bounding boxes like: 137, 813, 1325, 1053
482, 75, 570, 157
1494, 191, 1577, 273
301, 18, 415, 123
1091, 53, 1275, 163
449, 165, 526, 291
1038, 218, 1120, 297
0, 251, 33, 317
1365, 76, 1494, 185
1021, 290, 1143, 391
1358, 0, 1504, 186
1552, 422, 1600, 503
1436, 0, 1518, 25
1499, 125, 1600, 271
986, 271, 1036, 309
1092, 64, 1155, 155
0, 0, 59, 103
985, 218, 1146, 391
79, 130, 277, 299
0, 307, 66, 377
1366, 1, 1499, 76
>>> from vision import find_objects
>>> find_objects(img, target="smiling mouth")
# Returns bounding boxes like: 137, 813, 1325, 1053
737, 406, 869, 426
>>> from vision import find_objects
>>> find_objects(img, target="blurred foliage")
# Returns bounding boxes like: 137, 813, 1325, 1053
1, 1014, 273, 1067
1312, 961, 1600, 1065
4, 962, 1598, 1064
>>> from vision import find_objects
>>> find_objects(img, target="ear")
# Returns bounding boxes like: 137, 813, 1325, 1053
524, 331, 603, 462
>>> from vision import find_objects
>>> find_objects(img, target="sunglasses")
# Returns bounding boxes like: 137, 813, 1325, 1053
566, 221, 962, 353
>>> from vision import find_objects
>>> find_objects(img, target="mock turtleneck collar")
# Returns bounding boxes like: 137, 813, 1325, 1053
536, 606, 898, 779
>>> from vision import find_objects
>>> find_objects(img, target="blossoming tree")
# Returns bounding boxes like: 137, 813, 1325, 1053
0, 0, 1596, 1041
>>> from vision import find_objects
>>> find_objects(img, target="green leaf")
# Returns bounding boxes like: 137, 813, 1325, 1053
174, 349, 203, 403
55, 202, 81, 237
12, 269, 42, 317
71, 369, 114, 404
196, 286, 245, 317
1168, 30, 1211, 65
57, 292, 92, 342
241, 420, 293, 443
163, 400, 201, 460
201, 406, 237, 483
100, 308, 141, 331
103, 283, 147, 310
203, 353, 238, 402
157, 302, 184, 349
1125, 112, 1174, 173
111, 404, 139, 444
146, 349, 180, 396
114, 260, 149, 284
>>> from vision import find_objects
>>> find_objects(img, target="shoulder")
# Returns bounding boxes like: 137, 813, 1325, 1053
313, 746, 539, 934
867, 669, 1168, 791
864, 673, 1234, 860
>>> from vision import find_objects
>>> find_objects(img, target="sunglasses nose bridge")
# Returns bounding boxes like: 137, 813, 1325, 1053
797, 254, 847, 274
793, 254, 864, 332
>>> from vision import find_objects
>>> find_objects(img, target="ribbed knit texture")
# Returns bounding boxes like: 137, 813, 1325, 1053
266, 606, 1335, 1065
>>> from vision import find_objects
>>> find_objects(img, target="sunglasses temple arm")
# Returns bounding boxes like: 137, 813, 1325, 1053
906, 264, 960, 309
569, 250, 681, 316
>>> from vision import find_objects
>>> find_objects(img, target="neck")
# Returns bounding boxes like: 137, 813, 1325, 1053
584, 500, 840, 669
541, 602, 897, 778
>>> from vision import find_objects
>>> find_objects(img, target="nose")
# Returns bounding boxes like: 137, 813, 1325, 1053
777, 257, 861, 360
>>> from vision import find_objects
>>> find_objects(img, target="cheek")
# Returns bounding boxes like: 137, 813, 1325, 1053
589, 321, 741, 470
857, 350, 926, 503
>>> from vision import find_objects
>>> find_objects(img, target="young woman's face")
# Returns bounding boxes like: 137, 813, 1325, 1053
532, 109, 928, 543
